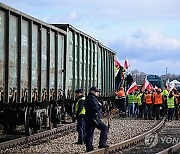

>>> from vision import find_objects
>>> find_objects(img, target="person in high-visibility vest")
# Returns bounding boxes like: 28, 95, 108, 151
136, 90, 143, 119
173, 89, 180, 120
116, 87, 126, 118
162, 85, 169, 115
153, 88, 164, 120
127, 91, 135, 117
144, 90, 153, 120
75, 89, 86, 144
167, 91, 175, 121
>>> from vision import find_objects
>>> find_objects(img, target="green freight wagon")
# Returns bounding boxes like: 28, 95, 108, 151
0, 2, 116, 134
0, 2, 66, 134
53, 24, 116, 100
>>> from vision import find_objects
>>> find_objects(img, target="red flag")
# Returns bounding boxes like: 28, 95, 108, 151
147, 83, 153, 91
127, 82, 138, 94
142, 77, 149, 92
115, 56, 121, 69
124, 57, 129, 69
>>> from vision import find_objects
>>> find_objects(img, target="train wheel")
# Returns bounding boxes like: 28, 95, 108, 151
25, 107, 33, 136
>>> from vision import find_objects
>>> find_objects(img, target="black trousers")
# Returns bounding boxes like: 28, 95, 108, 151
85, 118, 108, 152
77, 116, 86, 143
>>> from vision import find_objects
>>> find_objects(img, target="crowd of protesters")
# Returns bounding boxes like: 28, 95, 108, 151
115, 86, 180, 121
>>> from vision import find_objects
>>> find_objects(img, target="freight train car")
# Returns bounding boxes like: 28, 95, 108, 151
53, 24, 115, 118
0, 2, 115, 135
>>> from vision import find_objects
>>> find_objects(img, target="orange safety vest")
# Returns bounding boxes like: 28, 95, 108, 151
116, 90, 125, 97
154, 93, 163, 105
145, 94, 152, 104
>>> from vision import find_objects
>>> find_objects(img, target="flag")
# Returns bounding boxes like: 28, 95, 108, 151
170, 82, 175, 91
142, 77, 150, 92
155, 85, 158, 90
124, 56, 129, 69
166, 79, 170, 90
115, 56, 121, 77
126, 82, 138, 94
115, 55, 121, 68
147, 83, 154, 91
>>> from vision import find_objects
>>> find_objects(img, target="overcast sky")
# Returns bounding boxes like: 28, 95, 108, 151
1, 0, 180, 75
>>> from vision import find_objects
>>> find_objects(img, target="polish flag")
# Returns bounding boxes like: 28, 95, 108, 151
142, 77, 150, 92
166, 79, 170, 90
147, 83, 154, 91
155, 85, 158, 90
115, 55, 121, 68
124, 57, 129, 69
127, 82, 138, 94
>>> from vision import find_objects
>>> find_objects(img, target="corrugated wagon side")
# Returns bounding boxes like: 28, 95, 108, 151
53, 24, 116, 116
0, 3, 66, 135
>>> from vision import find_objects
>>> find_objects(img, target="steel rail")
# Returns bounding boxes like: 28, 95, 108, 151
157, 141, 180, 154
87, 117, 166, 154
0, 122, 76, 151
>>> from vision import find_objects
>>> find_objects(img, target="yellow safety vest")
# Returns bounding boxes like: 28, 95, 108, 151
167, 96, 175, 108
162, 89, 169, 97
128, 94, 135, 104
75, 97, 86, 115
137, 93, 143, 105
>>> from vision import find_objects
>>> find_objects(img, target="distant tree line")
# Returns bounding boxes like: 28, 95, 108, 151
160, 74, 180, 82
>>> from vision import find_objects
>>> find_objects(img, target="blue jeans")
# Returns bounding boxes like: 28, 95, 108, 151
128, 103, 135, 117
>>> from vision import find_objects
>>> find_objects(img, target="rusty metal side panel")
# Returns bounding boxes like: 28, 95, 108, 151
57, 34, 64, 91
9, 15, 18, 89
50, 31, 55, 89
41, 28, 47, 89
94, 43, 98, 87
83, 37, 87, 94
0, 10, 5, 88
32, 24, 38, 89
79, 35, 83, 89
65, 30, 73, 96
21, 19, 29, 89
74, 33, 78, 90
97, 45, 102, 91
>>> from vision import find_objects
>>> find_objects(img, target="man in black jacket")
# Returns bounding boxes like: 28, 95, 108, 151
85, 87, 109, 152
75, 89, 86, 144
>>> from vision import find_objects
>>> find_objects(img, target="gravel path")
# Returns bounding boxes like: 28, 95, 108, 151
3, 118, 158, 154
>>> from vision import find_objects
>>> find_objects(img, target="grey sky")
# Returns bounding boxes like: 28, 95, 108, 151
1, 0, 180, 75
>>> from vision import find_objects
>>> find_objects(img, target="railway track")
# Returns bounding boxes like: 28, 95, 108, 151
0, 122, 76, 152
87, 117, 166, 154
87, 117, 180, 154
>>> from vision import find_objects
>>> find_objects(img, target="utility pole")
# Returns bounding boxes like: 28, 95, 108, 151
166, 67, 167, 81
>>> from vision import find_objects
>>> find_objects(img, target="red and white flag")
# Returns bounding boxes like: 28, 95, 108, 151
166, 79, 170, 90
115, 56, 121, 69
142, 77, 153, 91
124, 57, 129, 69
170, 82, 175, 91
114, 56, 121, 76
155, 85, 158, 90
127, 82, 138, 94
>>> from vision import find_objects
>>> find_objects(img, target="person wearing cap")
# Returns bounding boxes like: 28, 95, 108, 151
85, 86, 109, 152
75, 89, 86, 144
